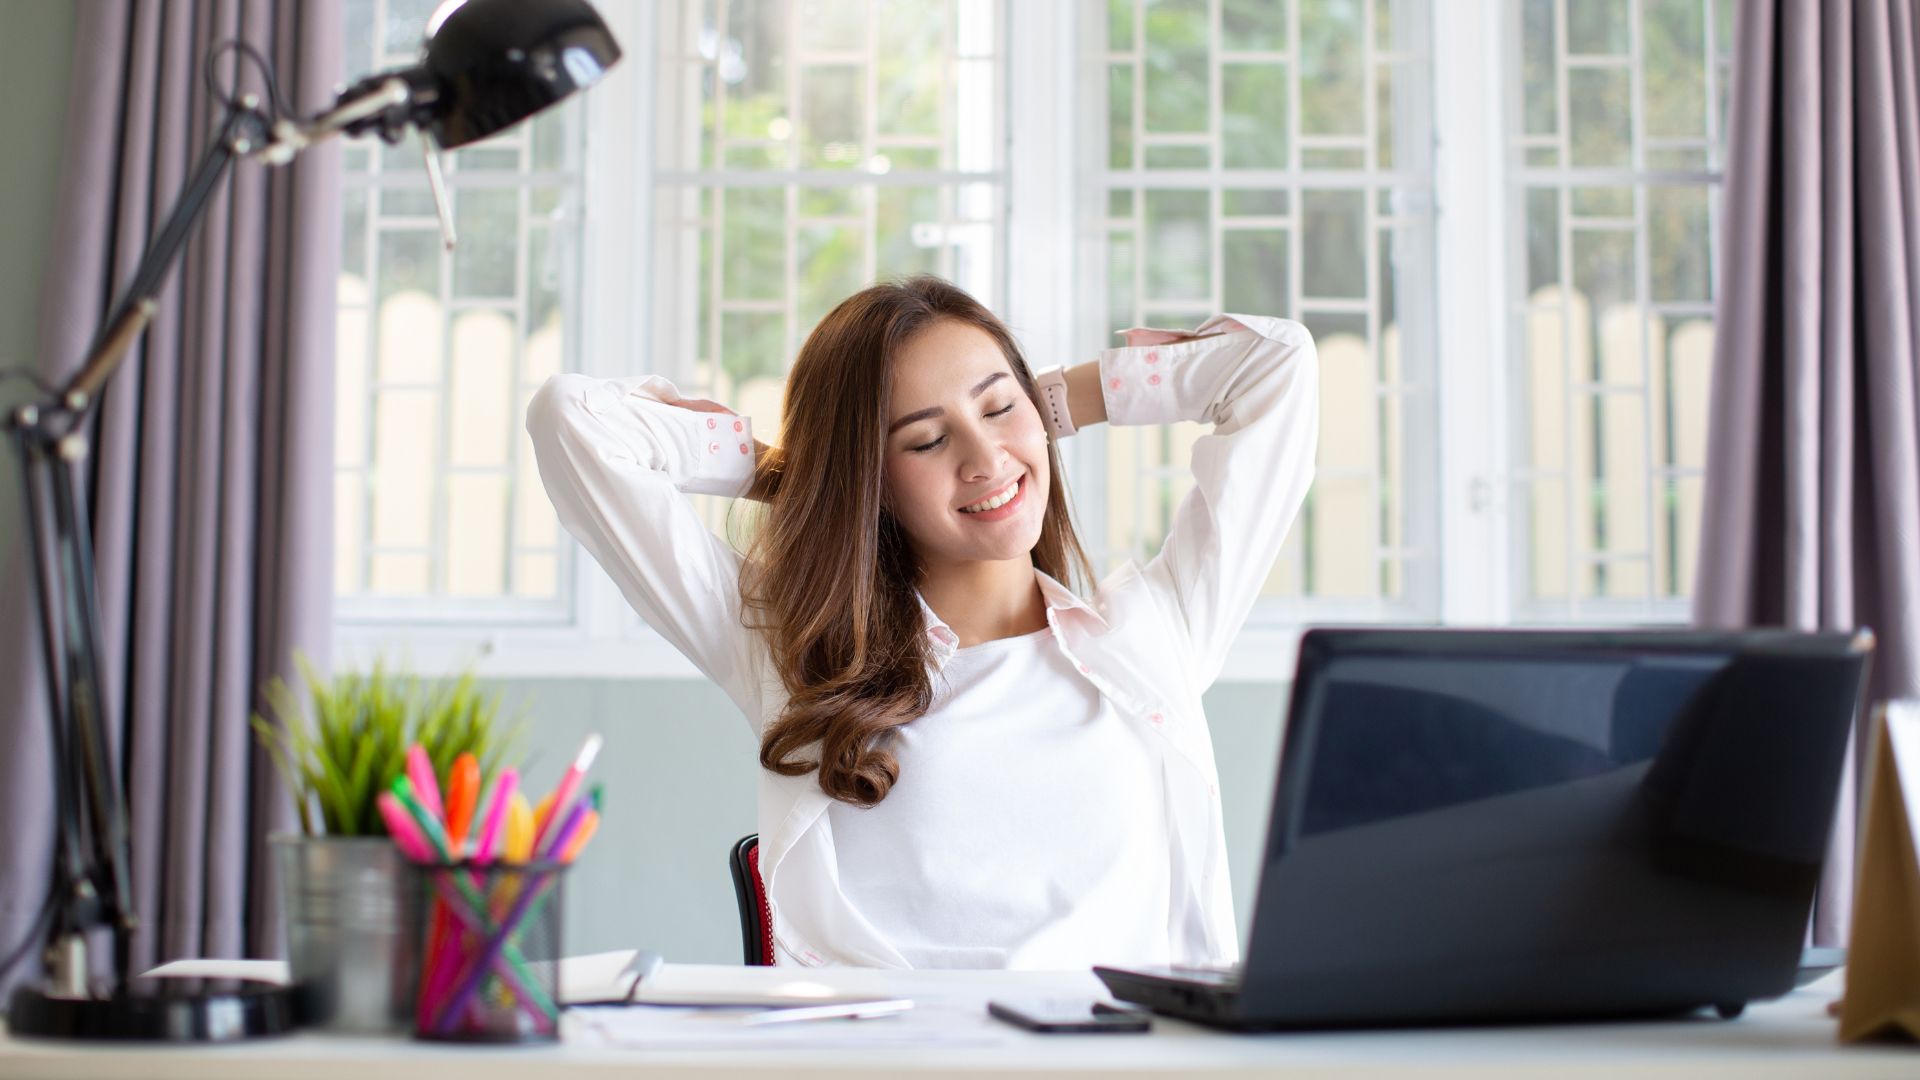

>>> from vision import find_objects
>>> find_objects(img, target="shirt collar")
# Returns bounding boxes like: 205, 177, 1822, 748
916, 567, 1108, 667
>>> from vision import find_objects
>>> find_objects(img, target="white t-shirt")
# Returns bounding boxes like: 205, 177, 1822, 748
826, 625, 1172, 969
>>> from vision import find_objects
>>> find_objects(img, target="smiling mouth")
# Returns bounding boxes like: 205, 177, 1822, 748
958, 476, 1022, 514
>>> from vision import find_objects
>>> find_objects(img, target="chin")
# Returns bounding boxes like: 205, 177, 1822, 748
981, 538, 1042, 563
928, 518, 1042, 566
972, 519, 1046, 562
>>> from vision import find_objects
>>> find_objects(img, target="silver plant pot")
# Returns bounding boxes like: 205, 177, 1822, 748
271, 833, 422, 1032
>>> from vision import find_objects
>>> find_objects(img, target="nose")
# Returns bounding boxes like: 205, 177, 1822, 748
953, 421, 1008, 484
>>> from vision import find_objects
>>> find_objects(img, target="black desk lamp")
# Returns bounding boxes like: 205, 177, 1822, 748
3, 0, 619, 1041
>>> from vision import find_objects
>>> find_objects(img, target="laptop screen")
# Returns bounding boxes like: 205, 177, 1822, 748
1294, 651, 1725, 837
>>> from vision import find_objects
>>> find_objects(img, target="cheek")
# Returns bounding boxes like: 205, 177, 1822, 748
1014, 411, 1052, 470
1008, 411, 1052, 507
1008, 405, 1049, 451
884, 455, 944, 525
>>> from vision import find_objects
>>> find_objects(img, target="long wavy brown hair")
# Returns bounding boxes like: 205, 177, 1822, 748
737, 277, 1094, 806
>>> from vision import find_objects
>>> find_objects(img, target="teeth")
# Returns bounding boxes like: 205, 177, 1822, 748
960, 478, 1020, 514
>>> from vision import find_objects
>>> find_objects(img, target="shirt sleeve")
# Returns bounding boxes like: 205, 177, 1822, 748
1096, 315, 1319, 690
525, 372, 767, 721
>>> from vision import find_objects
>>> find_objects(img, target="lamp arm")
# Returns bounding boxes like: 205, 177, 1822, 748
58, 77, 430, 418
9, 432, 93, 922
58, 104, 272, 415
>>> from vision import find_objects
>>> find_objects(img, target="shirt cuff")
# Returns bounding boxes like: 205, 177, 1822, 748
1097, 322, 1255, 427
584, 375, 758, 497
679, 410, 758, 497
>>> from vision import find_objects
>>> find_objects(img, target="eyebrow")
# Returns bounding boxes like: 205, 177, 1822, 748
887, 371, 1010, 435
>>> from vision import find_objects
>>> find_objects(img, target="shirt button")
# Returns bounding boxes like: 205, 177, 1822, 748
733, 420, 744, 432
1148, 373, 1162, 386
1149, 712, 1164, 726
1077, 663, 1090, 674
707, 417, 717, 429
1109, 377, 1123, 391
1146, 350, 1159, 364
708, 441, 720, 453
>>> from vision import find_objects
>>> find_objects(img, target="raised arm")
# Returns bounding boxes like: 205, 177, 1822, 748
525, 373, 769, 722
1063, 315, 1318, 690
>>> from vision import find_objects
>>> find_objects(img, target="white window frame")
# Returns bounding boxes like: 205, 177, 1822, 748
336, 0, 1692, 683
1432, 0, 1512, 629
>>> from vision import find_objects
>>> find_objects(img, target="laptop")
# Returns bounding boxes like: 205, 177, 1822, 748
1095, 628, 1874, 1030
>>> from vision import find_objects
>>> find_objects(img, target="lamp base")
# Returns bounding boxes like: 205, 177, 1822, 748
7, 978, 298, 1041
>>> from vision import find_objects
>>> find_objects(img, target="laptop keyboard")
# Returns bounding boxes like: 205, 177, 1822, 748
1170, 962, 1243, 986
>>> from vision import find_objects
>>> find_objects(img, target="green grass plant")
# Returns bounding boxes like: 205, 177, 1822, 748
251, 653, 523, 837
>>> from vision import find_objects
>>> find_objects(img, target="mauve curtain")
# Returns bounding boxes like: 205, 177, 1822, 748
1695, 0, 1920, 946
0, 0, 339, 998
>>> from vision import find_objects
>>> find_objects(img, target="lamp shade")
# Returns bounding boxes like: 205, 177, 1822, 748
418, 0, 622, 149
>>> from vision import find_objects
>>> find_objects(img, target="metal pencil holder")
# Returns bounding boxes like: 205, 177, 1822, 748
408, 859, 567, 1043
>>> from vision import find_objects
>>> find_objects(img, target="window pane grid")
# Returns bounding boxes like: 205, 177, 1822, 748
1096, 0, 1436, 613
332, 1, 1733, 648
335, 0, 584, 616
1510, 0, 1732, 618
653, 0, 1006, 548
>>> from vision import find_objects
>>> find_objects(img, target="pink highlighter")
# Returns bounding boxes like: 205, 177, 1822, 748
377, 793, 435, 863
472, 768, 518, 865
405, 744, 445, 824
533, 734, 602, 853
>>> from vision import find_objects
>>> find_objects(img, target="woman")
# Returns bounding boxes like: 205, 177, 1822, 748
526, 276, 1317, 969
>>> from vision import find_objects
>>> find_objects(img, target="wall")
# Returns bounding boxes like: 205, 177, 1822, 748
0, 1, 79, 548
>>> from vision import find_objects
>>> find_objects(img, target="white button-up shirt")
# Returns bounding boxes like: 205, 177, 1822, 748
526, 314, 1319, 968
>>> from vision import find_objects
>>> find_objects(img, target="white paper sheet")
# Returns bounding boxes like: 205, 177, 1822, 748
567, 1001, 1010, 1050
142, 959, 292, 984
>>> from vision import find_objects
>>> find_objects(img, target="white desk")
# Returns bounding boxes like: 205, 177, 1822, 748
2, 967, 1913, 1079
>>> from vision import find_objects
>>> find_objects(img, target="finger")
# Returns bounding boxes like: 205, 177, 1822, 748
1118, 327, 1193, 347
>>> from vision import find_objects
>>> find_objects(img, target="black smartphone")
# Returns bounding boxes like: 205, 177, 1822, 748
986, 999, 1151, 1034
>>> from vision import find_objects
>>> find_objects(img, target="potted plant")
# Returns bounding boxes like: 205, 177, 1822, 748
252, 655, 521, 1032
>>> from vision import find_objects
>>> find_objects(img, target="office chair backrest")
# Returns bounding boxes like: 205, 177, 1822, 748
729, 833, 773, 965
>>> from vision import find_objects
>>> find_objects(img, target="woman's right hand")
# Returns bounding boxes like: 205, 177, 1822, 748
660, 393, 733, 416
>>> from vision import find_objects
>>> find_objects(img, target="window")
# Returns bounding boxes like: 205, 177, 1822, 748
334, 0, 589, 625
333, 0, 1735, 678
1508, 0, 1734, 618
1092, 0, 1436, 622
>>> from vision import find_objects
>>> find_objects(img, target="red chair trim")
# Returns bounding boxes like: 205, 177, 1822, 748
747, 841, 773, 965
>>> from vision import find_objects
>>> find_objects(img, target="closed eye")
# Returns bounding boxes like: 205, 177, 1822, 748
908, 403, 1019, 453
